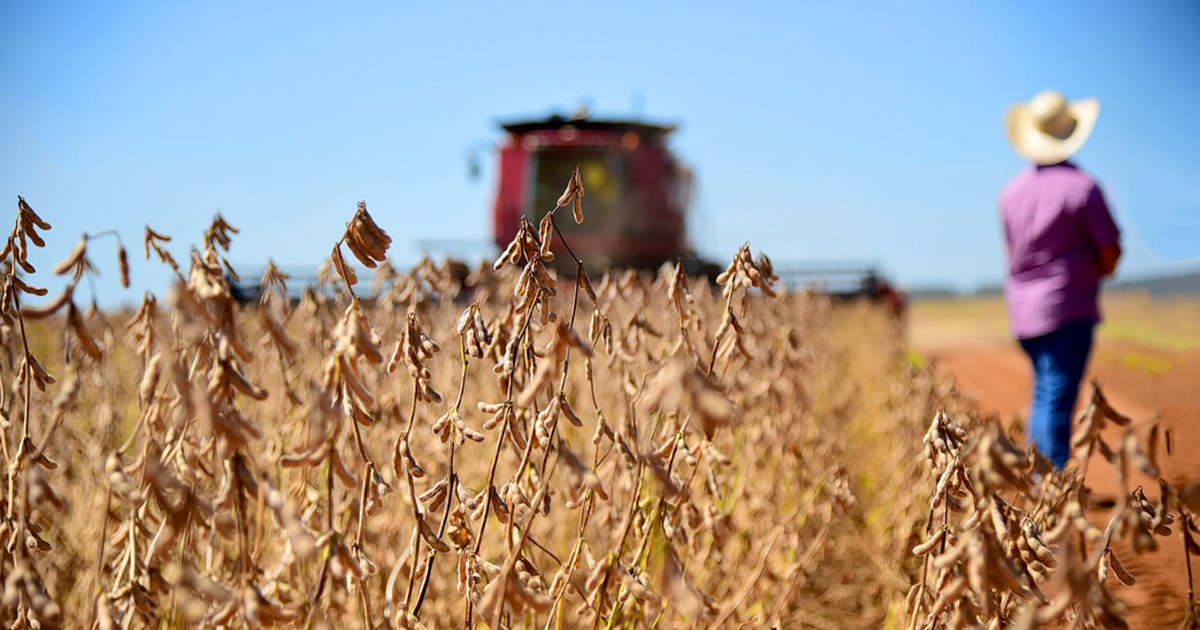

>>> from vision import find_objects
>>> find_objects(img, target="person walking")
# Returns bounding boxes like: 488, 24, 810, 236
1000, 89, 1122, 469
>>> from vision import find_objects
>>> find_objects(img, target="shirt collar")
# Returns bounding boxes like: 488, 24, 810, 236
1036, 159, 1077, 171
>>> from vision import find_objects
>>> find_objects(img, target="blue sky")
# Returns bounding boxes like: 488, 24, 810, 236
2, 1, 1198, 304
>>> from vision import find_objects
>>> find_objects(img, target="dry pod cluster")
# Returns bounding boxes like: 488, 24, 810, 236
908, 382, 1197, 629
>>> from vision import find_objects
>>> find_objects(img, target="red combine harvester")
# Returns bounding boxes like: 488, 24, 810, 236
492, 114, 702, 272
488, 113, 904, 315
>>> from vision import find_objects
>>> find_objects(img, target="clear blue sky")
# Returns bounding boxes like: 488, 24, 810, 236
2, 1, 1198, 304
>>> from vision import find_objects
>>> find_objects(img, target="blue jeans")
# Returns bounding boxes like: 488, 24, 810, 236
1019, 320, 1095, 469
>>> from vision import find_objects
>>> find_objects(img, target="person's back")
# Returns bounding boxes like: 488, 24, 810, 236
1000, 162, 1119, 340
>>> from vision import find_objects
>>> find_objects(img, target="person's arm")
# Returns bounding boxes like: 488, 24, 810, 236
1097, 242, 1121, 277
1079, 183, 1121, 277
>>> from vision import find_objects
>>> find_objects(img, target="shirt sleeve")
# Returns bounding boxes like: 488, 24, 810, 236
998, 191, 1014, 259
1078, 183, 1120, 249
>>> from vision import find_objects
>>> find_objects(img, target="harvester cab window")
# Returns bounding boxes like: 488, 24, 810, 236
530, 150, 630, 240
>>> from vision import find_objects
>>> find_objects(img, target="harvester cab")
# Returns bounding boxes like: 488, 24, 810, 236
492, 114, 695, 273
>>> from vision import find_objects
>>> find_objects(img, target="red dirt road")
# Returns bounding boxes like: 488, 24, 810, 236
921, 338, 1200, 628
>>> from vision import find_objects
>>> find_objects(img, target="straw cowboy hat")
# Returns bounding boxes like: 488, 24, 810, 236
1006, 90, 1099, 165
